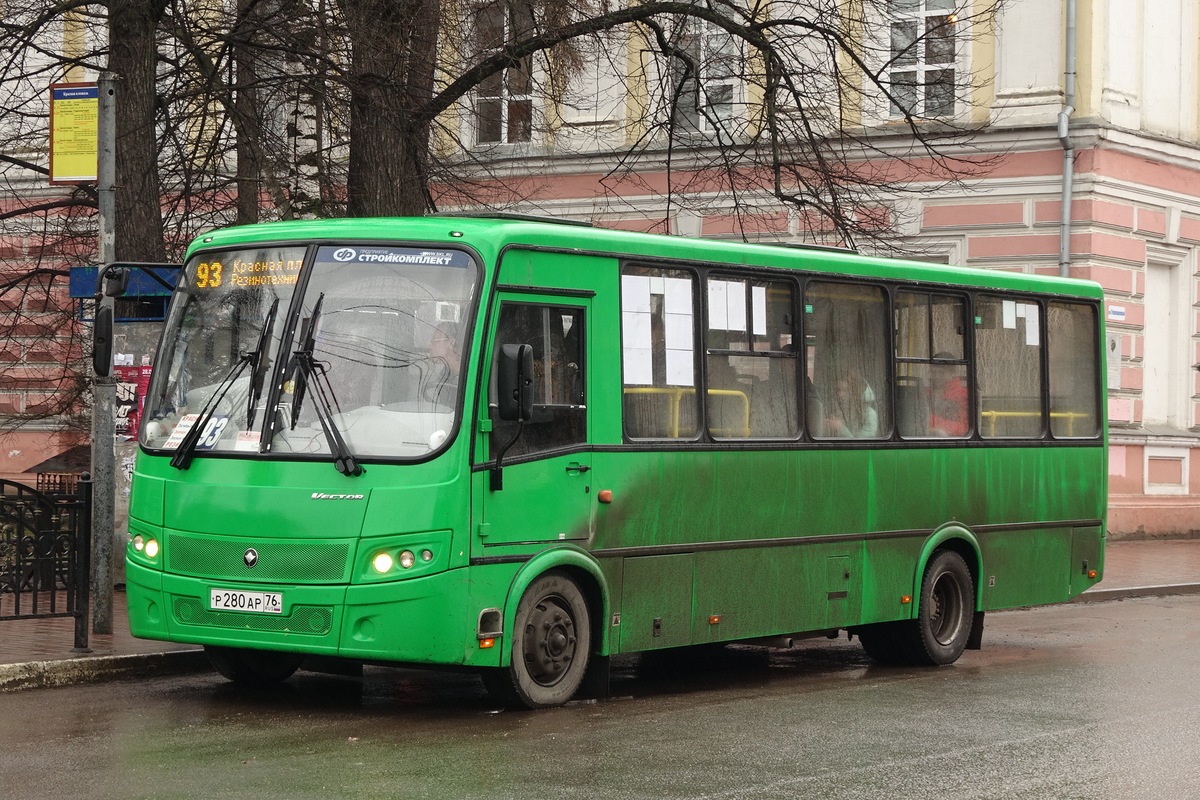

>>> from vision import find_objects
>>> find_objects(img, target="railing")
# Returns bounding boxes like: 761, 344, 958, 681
979, 410, 1094, 438
0, 474, 92, 651
623, 387, 751, 438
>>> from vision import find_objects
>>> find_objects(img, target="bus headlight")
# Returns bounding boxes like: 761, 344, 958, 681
399, 550, 416, 569
372, 552, 394, 573
131, 535, 159, 558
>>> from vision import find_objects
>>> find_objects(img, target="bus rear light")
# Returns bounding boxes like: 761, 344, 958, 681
372, 552, 394, 573
900, 595, 912, 604
399, 550, 416, 569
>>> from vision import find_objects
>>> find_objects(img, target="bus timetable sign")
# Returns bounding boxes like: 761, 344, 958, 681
49, 83, 99, 185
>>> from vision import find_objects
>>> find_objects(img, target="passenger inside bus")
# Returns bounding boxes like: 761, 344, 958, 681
929, 353, 969, 437
822, 370, 879, 438
421, 322, 461, 408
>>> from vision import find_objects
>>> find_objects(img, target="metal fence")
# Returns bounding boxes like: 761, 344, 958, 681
0, 474, 92, 650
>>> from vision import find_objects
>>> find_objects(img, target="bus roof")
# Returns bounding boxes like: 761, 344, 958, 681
186, 216, 1104, 300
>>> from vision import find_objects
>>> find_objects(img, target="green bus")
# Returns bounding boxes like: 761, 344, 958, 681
123, 215, 1106, 707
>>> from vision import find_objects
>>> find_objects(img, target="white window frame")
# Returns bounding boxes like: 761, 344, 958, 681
886, 0, 961, 119
473, 0, 535, 146
668, 16, 745, 136
1142, 248, 1195, 431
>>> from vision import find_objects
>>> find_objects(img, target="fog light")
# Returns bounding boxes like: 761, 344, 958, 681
132, 535, 144, 552
420, 549, 433, 562
144, 539, 159, 558
399, 550, 416, 569
372, 552, 394, 573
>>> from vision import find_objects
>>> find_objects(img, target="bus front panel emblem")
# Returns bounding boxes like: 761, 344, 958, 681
244, 548, 259, 568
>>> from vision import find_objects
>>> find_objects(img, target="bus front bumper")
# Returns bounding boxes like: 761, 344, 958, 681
124, 559, 487, 667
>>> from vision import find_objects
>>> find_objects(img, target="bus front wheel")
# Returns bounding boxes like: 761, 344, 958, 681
205, 645, 303, 686
483, 571, 592, 709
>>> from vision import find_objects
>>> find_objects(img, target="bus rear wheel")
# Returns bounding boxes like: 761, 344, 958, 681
908, 549, 974, 666
205, 645, 303, 686
483, 571, 591, 709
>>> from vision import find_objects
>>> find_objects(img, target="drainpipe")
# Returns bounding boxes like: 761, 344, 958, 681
1058, 0, 1077, 277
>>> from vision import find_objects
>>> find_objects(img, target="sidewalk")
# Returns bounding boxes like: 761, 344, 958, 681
2, 538, 1199, 691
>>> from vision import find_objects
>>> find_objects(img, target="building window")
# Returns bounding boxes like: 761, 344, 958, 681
888, 0, 958, 117
670, 16, 742, 134
475, 1, 534, 144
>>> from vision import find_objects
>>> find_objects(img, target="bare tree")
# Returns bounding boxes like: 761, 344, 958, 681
0, 0, 1005, 436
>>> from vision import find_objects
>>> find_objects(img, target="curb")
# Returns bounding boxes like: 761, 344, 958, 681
1073, 582, 1200, 603
0, 649, 209, 693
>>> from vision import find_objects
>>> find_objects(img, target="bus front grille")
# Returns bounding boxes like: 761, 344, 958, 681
172, 596, 334, 635
166, 533, 351, 583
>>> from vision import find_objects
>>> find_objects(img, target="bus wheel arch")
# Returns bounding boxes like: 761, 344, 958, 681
914, 526, 982, 616
484, 550, 609, 708
858, 529, 981, 667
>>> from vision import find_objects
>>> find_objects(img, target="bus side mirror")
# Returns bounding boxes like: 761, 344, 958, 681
497, 344, 534, 421
93, 305, 114, 377
103, 267, 129, 297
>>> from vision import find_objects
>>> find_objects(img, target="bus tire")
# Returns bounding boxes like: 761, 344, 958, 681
856, 623, 908, 665
909, 549, 975, 666
484, 571, 591, 709
205, 645, 303, 686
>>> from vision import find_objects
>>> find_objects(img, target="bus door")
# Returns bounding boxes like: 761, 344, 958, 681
478, 295, 592, 546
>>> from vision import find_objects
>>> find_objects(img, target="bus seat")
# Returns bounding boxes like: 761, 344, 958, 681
896, 378, 928, 438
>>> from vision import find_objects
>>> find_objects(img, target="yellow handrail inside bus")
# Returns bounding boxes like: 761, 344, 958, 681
979, 409, 1091, 437
623, 387, 751, 438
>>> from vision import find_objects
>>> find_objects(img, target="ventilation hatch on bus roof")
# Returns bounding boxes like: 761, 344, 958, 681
428, 211, 594, 228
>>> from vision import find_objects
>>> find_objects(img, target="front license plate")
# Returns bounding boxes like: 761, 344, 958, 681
210, 589, 283, 614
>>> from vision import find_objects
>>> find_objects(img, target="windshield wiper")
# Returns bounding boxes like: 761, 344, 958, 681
170, 298, 282, 470
169, 354, 251, 470
286, 294, 363, 477
244, 297, 280, 431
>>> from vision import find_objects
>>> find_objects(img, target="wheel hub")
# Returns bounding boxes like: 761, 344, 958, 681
523, 598, 577, 685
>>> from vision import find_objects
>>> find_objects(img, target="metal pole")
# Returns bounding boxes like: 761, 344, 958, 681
91, 72, 117, 634
73, 473, 93, 652
1058, 0, 1077, 278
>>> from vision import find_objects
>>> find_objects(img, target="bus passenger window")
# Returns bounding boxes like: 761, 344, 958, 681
1048, 302, 1100, 438
621, 266, 699, 439
894, 291, 968, 438
489, 303, 586, 459
806, 282, 891, 439
704, 276, 799, 439
975, 295, 1044, 438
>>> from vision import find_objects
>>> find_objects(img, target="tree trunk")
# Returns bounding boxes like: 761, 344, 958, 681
108, 0, 169, 261
233, 0, 262, 226
341, 0, 440, 217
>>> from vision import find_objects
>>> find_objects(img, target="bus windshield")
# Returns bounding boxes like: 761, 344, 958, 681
141, 243, 478, 462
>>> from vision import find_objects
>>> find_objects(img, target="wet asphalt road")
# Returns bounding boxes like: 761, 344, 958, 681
3, 595, 1199, 800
